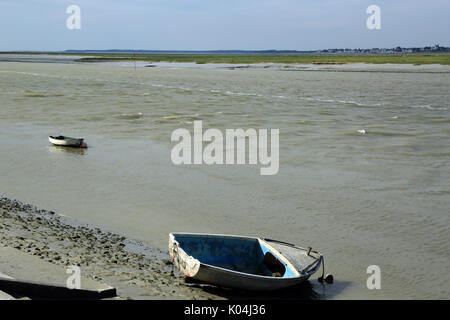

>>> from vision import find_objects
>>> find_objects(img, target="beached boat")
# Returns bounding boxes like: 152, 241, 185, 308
48, 136, 87, 148
168, 232, 323, 291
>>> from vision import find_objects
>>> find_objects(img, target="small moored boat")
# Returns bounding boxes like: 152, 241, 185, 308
48, 136, 87, 148
168, 232, 323, 291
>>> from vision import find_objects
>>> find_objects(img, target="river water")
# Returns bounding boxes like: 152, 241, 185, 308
0, 57, 449, 299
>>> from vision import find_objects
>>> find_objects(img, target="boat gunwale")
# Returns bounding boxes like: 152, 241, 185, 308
199, 259, 321, 281
49, 136, 84, 142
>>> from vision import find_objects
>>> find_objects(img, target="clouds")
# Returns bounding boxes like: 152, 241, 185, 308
0, 0, 448, 51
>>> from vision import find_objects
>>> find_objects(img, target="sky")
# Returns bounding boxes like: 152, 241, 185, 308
0, 0, 449, 51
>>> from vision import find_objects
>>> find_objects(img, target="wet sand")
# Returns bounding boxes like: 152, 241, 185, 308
0, 196, 323, 300
0, 196, 220, 300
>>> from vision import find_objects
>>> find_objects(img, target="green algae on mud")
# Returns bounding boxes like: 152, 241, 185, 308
73, 53, 450, 66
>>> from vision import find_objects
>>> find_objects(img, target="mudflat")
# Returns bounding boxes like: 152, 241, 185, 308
0, 197, 219, 299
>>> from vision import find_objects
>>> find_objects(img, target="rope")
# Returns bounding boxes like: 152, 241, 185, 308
318, 256, 325, 283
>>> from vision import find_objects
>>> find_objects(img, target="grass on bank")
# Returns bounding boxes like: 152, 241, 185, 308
2, 52, 450, 65
74, 53, 450, 66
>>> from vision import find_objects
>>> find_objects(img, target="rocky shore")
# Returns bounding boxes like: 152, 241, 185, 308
0, 196, 221, 300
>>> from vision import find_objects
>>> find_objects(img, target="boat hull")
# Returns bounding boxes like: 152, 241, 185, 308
193, 263, 310, 291
169, 233, 322, 291
48, 136, 86, 148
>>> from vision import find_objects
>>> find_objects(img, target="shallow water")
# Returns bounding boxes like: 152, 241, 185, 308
0, 59, 449, 299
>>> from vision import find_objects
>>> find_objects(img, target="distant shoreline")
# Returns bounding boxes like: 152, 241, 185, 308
1, 52, 450, 66
1, 53, 449, 73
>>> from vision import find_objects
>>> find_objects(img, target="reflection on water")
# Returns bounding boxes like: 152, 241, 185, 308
48, 145, 87, 155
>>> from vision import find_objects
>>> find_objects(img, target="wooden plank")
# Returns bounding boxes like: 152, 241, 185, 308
0, 289, 16, 300
0, 278, 115, 300
0, 246, 116, 299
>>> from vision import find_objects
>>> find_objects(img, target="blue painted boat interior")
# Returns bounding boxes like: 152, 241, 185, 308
175, 235, 296, 278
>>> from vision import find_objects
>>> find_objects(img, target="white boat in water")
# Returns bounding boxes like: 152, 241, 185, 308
168, 232, 323, 291
48, 136, 87, 148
